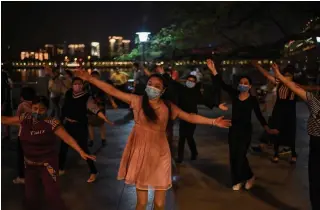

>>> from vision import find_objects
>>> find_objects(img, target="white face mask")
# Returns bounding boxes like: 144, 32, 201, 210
186, 80, 196, 88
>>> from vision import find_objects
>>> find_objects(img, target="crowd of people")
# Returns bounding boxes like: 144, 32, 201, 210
1, 59, 319, 210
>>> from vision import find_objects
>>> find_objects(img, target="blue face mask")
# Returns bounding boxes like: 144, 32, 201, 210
145, 85, 162, 100
237, 84, 250, 92
186, 81, 196, 88
32, 112, 47, 121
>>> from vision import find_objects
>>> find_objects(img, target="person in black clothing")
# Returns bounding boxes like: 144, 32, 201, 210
207, 59, 278, 191
271, 63, 320, 210
162, 73, 228, 163
87, 71, 116, 147
59, 77, 110, 183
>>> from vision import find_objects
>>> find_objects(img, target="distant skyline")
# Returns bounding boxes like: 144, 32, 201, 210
1, 1, 173, 55
2, 1, 320, 57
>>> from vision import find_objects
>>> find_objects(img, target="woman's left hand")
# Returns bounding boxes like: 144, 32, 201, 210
105, 120, 114, 126
218, 103, 229, 111
73, 69, 92, 81
271, 63, 281, 78
214, 116, 232, 128
80, 151, 96, 161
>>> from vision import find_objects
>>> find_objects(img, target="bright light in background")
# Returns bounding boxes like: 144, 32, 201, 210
317, 37, 320, 43
136, 32, 150, 42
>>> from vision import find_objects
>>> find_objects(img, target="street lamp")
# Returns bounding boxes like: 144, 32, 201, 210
136, 32, 150, 63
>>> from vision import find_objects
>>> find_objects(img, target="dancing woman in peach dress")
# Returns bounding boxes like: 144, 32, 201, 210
74, 70, 231, 210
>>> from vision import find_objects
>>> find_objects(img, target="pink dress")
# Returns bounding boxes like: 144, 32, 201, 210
117, 95, 180, 190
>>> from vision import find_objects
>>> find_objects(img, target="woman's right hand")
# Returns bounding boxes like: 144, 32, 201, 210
213, 116, 232, 128
73, 69, 92, 81
79, 150, 96, 161
206, 59, 216, 72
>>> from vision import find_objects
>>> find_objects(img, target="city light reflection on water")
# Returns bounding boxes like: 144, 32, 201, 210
10, 68, 134, 83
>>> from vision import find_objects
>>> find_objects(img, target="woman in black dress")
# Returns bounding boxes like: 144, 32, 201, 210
253, 61, 319, 163
207, 59, 278, 191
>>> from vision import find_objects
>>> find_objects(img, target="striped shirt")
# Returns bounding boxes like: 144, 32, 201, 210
306, 92, 320, 137
278, 84, 295, 100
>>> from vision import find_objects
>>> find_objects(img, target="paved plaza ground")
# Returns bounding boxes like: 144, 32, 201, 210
1, 103, 312, 210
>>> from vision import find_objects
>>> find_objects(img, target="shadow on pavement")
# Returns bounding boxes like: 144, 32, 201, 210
249, 185, 299, 210
190, 158, 231, 188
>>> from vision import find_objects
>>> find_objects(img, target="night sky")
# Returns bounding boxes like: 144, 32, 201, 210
2, 1, 172, 54
2, 1, 320, 57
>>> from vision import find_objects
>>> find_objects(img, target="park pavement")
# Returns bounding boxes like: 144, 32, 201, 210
1, 102, 312, 210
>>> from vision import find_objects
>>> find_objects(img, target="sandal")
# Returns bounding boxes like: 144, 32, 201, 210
87, 173, 99, 183
271, 156, 279, 163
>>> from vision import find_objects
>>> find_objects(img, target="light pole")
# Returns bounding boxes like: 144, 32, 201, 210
136, 32, 150, 63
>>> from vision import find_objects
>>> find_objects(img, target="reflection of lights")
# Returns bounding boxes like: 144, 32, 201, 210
74, 58, 77, 61
258, 61, 262, 64
109, 38, 116, 43
88, 56, 91, 60
288, 61, 291, 64
61, 62, 64, 65
49, 62, 52, 65
136, 32, 150, 42
316, 37, 320, 43
23, 63, 26, 65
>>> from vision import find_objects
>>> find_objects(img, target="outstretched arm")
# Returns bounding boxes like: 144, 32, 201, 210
55, 126, 96, 161
1, 116, 21, 126
171, 103, 231, 128
252, 61, 276, 84
74, 70, 132, 104
207, 59, 237, 97
87, 97, 114, 125
271, 63, 307, 101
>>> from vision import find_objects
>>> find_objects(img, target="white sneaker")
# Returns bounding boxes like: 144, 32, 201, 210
232, 183, 242, 191
13, 177, 25, 184
245, 177, 255, 190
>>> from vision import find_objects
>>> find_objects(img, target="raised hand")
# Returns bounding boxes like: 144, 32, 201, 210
73, 69, 91, 81
251, 60, 260, 67
214, 116, 232, 128
206, 59, 216, 71
218, 103, 229, 111
271, 63, 281, 78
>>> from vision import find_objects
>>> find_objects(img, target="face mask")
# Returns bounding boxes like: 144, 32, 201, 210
238, 84, 250, 92
32, 112, 47, 120
72, 84, 83, 93
145, 85, 162, 100
186, 81, 196, 88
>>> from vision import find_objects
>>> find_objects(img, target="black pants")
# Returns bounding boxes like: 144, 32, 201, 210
229, 126, 253, 186
59, 122, 97, 174
17, 137, 25, 178
309, 135, 320, 210
50, 97, 61, 119
178, 120, 197, 161
25, 158, 67, 210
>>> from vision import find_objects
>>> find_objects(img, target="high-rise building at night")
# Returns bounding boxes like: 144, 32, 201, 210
108, 36, 124, 57
20, 50, 48, 61
122, 40, 131, 54
68, 44, 85, 57
91, 42, 100, 58
45, 44, 55, 57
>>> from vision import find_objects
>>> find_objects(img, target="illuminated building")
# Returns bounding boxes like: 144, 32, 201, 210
108, 36, 123, 57
122, 40, 131, 54
20, 50, 49, 61
45, 44, 55, 57
68, 44, 85, 57
91, 42, 100, 58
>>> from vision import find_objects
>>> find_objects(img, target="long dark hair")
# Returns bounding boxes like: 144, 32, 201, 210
142, 74, 169, 123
